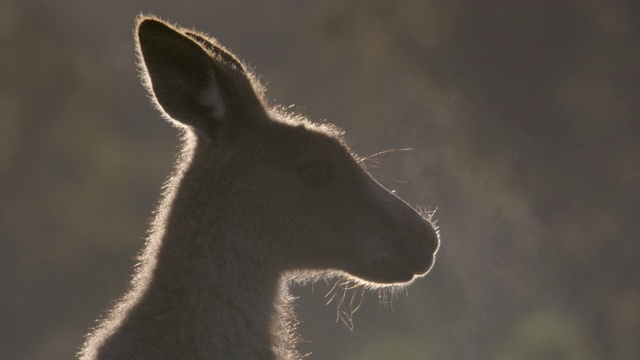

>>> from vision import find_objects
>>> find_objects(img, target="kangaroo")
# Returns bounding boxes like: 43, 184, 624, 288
79, 16, 440, 360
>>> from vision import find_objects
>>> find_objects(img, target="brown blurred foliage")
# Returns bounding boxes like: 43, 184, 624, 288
1, 1, 638, 359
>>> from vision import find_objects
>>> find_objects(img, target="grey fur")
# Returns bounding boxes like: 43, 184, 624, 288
79, 16, 440, 360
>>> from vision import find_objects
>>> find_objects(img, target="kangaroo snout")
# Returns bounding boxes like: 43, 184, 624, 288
397, 210, 439, 278
369, 185, 441, 281
411, 219, 440, 276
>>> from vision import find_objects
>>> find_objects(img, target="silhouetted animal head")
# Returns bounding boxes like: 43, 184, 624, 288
136, 17, 439, 286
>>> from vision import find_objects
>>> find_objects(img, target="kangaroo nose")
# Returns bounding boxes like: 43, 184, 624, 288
410, 220, 440, 275
424, 221, 440, 254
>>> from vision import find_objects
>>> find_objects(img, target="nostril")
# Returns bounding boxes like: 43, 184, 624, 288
414, 221, 440, 254
425, 252, 435, 271
425, 224, 440, 254
403, 222, 439, 276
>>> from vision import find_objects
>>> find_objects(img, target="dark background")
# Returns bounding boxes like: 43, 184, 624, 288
1, 1, 638, 359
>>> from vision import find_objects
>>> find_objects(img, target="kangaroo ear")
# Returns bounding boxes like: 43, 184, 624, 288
136, 17, 264, 133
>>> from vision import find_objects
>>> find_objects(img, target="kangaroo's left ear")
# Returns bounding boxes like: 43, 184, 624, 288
135, 16, 265, 134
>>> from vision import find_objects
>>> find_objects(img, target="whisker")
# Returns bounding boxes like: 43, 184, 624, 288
357, 148, 413, 163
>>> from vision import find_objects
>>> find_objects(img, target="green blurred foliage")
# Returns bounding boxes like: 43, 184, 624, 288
493, 311, 597, 360
1, 1, 638, 359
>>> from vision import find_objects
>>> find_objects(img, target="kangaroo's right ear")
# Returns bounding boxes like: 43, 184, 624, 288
136, 17, 264, 134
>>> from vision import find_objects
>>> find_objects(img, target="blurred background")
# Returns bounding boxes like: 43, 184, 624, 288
1, 1, 639, 359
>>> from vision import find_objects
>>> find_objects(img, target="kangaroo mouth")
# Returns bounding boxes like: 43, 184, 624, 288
349, 251, 436, 285
398, 252, 436, 283
412, 252, 436, 277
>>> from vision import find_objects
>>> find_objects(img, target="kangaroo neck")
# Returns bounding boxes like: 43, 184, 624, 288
98, 157, 301, 359
137, 169, 294, 358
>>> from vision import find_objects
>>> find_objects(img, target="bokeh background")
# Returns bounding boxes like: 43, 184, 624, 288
1, 1, 639, 359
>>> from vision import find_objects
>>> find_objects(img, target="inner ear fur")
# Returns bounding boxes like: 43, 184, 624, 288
136, 17, 266, 135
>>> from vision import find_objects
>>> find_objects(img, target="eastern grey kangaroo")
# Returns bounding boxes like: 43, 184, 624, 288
80, 16, 440, 360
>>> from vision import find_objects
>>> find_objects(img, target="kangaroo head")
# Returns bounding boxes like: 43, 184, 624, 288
136, 17, 439, 286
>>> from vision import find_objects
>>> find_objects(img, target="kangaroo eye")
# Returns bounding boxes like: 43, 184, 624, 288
296, 161, 335, 188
